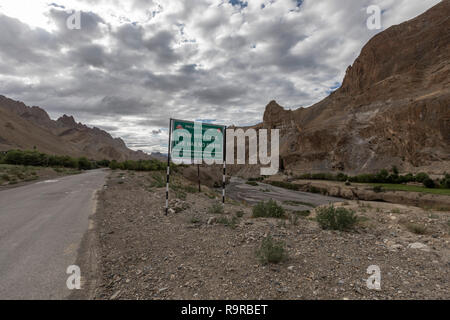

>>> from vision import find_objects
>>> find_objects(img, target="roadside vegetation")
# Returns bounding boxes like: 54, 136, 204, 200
252, 199, 285, 218
316, 206, 357, 231
0, 149, 109, 170
256, 236, 288, 264
295, 167, 450, 191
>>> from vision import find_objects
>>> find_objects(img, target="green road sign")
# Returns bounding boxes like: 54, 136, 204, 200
170, 119, 225, 162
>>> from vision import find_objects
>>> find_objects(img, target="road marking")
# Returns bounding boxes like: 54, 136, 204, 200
37, 180, 59, 184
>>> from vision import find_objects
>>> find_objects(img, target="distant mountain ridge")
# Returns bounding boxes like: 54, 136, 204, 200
0, 95, 151, 161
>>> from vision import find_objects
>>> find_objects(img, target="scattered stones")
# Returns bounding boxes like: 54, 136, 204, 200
407, 242, 430, 252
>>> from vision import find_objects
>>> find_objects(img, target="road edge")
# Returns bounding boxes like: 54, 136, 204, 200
67, 188, 102, 300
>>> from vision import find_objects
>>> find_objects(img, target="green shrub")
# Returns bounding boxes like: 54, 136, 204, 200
150, 173, 165, 188
236, 210, 244, 218
77, 157, 92, 170
415, 172, 429, 183
216, 216, 238, 229
246, 181, 258, 186
252, 199, 285, 218
256, 236, 288, 264
373, 185, 384, 193
423, 178, 435, 188
406, 223, 428, 235
1, 173, 10, 181
268, 181, 300, 191
293, 210, 311, 217
208, 203, 224, 214
316, 206, 357, 231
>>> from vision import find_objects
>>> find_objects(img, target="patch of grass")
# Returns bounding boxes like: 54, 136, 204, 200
316, 206, 357, 231
149, 173, 165, 188
283, 200, 315, 208
208, 203, 224, 214
370, 183, 450, 196
292, 210, 311, 217
267, 180, 300, 191
246, 181, 258, 186
256, 236, 288, 264
406, 223, 428, 235
373, 185, 384, 193
391, 208, 401, 214
236, 210, 244, 218
289, 213, 299, 226
252, 199, 285, 219
307, 185, 325, 194
216, 216, 238, 229
190, 217, 201, 224
1, 173, 10, 181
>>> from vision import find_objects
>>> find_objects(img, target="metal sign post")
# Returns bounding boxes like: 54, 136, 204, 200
165, 118, 173, 215
222, 126, 227, 205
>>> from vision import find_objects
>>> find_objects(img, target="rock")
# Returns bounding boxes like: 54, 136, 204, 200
110, 290, 121, 300
407, 242, 430, 252
287, 266, 295, 271
207, 217, 216, 225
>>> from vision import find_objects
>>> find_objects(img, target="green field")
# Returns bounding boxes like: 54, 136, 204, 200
370, 183, 450, 196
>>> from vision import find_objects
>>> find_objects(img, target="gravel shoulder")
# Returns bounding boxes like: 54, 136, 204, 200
90, 170, 450, 300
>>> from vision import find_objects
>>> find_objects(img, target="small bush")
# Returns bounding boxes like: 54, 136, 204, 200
423, 178, 435, 188
208, 203, 224, 214
190, 217, 201, 224
236, 210, 244, 218
246, 181, 258, 186
216, 216, 238, 229
406, 223, 428, 235
1, 174, 10, 181
256, 236, 288, 264
316, 206, 357, 231
293, 210, 311, 217
252, 199, 285, 218
373, 185, 384, 193
150, 173, 165, 188
415, 172, 429, 183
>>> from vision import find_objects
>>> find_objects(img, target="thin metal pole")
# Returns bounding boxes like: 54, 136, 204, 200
165, 118, 172, 215
222, 126, 227, 205
198, 164, 201, 192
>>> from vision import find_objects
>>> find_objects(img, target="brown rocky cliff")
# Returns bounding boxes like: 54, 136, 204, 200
259, 1, 450, 175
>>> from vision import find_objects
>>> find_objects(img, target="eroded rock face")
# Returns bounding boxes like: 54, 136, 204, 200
261, 2, 450, 174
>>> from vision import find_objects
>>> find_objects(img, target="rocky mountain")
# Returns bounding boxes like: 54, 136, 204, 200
259, 1, 449, 175
0, 95, 151, 161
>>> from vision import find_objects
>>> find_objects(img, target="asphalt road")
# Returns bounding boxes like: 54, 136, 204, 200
227, 177, 343, 210
0, 169, 108, 300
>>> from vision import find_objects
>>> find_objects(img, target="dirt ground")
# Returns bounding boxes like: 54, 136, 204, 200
89, 170, 450, 300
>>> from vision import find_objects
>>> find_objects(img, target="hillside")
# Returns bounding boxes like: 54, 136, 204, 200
0, 95, 150, 161
259, 1, 450, 175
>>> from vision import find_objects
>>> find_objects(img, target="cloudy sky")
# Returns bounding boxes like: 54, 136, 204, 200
0, 0, 441, 154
